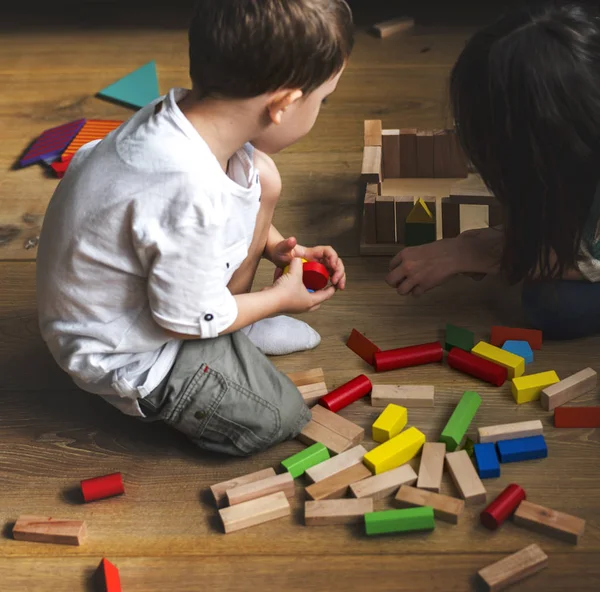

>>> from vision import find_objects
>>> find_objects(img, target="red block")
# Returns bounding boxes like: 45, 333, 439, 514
374, 341, 443, 372
480, 484, 526, 530
447, 347, 507, 387
97, 558, 121, 592
50, 154, 73, 178
81, 472, 124, 503
303, 261, 329, 291
319, 374, 372, 412
346, 328, 381, 367
554, 407, 600, 428
490, 326, 542, 350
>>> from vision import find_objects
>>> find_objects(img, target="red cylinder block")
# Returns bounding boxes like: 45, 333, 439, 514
374, 341, 443, 372
303, 261, 329, 291
480, 484, 526, 530
319, 375, 372, 412
81, 472, 125, 503
447, 347, 507, 387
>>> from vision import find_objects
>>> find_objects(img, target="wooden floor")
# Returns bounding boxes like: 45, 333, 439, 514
1, 10, 600, 592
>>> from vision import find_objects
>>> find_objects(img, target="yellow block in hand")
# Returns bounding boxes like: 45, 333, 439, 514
372, 404, 407, 443
471, 341, 525, 379
363, 427, 425, 475
283, 258, 308, 275
512, 371, 560, 404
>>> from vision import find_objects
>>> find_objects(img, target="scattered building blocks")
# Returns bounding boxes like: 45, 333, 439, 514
19, 119, 86, 166
319, 374, 372, 412
372, 16, 415, 39
287, 368, 325, 387
473, 443, 500, 479
477, 544, 548, 592
445, 450, 486, 505
478, 420, 543, 444
349, 464, 417, 500
62, 120, 123, 161
471, 341, 525, 379
444, 323, 475, 352
374, 341, 443, 372
226, 472, 295, 506
395, 485, 464, 524
309, 404, 365, 445
447, 347, 507, 386
372, 404, 407, 442
210, 468, 277, 508
305, 463, 372, 501
305, 498, 374, 526
439, 390, 481, 451
371, 384, 434, 407
281, 442, 330, 478
298, 420, 354, 454
480, 484, 526, 530
382, 129, 400, 177
416, 442, 445, 493
364, 119, 382, 146
365, 507, 435, 535
541, 367, 597, 411
502, 340, 533, 364
80, 472, 124, 503
554, 406, 600, 428
513, 500, 585, 544
490, 326, 543, 350
361, 145, 382, 184
219, 491, 290, 534
363, 427, 426, 475
297, 382, 329, 407
346, 328, 381, 366
12, 515, 87, 546
404, 198, 436, 246
496, 435, 548, 463
97, 61, 159, 109
512, 370, 560, 404
96, 558, 121, 592
305, 445, 367, 483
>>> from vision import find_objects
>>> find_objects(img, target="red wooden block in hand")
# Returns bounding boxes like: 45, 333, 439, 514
480, 484, 526, 530
490, 326, 542, 350
81, 472, 124, 503
96, 558, 121, 592
554, 407, 600, 428
319, 374, 372, 412
303, 261, 329, 291
374, 341, 443, 372
346, 329, 381, 367
447, 347, 507, 386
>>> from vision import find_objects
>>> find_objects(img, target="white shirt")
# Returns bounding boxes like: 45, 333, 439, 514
36, 88, 262, 416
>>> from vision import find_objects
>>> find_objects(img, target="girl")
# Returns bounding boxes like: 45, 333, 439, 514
386, 0, 600, 339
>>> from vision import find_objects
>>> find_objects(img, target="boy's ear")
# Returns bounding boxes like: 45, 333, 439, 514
267, 89, 303, 125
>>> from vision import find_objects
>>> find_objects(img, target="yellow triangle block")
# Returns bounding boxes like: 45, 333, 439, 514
406, 198, 434, 223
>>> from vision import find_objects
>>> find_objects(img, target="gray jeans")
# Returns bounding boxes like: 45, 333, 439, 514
140, 330, 311, 456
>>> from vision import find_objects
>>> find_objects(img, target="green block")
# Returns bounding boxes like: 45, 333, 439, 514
439, 391, 481, 452
444, 323, 475, 352
463, 437, 475, 458
365, 507, 435, 535
97, 61, 160, 109
281, 442, 330, 478
405, 221, 436, 246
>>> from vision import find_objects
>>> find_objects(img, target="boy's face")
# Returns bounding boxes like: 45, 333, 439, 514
252, 68, 345, 154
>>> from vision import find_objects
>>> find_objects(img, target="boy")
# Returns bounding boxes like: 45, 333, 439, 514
36, 0, 354, 456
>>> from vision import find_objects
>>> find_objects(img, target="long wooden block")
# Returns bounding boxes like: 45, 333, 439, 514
372, 404, 407, 442
395, 196, 415, 244
382, 129, 400, 178
441, 201, 461, 238
376, 195, 396, 243
512, 371, 560, 404
490, 326, 542, 350
219, 491, 290, 534
287, 368, 325, 387
346, 328, 381, 367
309, 404, 364, 445
554, 406, 600, 428
361, 145, 382, 184
305, 463, 372, 501
433, 129, 453, 177
478, 420, 543, 444
363, 187, 377, 244
439, 390, 481, 452
297, 382, 329, 407
399, 128, 418, 178
395, 485, 464, 524
305, 445, 367, 483
365, 507, 435, 535
210, 468, 277, 508
226, 472, 295, 506
364, 119, 382, 146
363, 427, 425, 474
445, 450, 486, 505
497, 435, 547, 463
416, 130, 434, 177
297, 420, 353, 454
349, 464, 417, 500
472, 341, 525, 379
540, 367, 597, 411
372, 16, 415, 39
416, 442, 445, 492
513, 500, 585, 544
477, 544, 548, 592
12, 515, 86, 546
371, 385, 434, 408
305, 498, 373, 526
282, 442, 330, 478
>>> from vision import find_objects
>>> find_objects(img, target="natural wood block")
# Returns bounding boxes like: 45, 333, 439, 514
219, 491, 290, 534
447, 129, 468, 178
477, 544, 548, 592
349, 464, 418, 500
12, 515, 87, 546
375, 195, 396, 243
540, 367, 597, 411
309, 404, 364, 445
399, 128, 418, 178
416, 130, 434, 178
372, 16, 415, 38
382, 129, 400, 178
513, 500, 585, 544
445, 450, 486, 505
305, 463, 372, 501
395, 485, 464, 524
210, 468, 277, 508
361, 145, 382, 184
478, 420, 543, 444
226, 472, 295, 506
305, 498, 374, 526
488, 203, 503, 227
297, 420, 353, 454
417, 442, 446, 492
298, 382, 329, 407
287, 368, 325, 387
441, 201, 461, 238
433, 129, 453, 178
363, 185, 378, 244
305, 445, 367, 483
364, 120, 382, 146
371, 385, 434, 407
395, 196, 414, 244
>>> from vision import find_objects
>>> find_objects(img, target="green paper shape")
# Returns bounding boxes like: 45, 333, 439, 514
439, 391, 481, 452
281, 442, 329, 478
365, 507, 435, 535
445, 323, 475, 352
98, 61, 159, 109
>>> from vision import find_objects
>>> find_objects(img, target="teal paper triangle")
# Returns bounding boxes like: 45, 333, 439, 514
98, 61, 159, 109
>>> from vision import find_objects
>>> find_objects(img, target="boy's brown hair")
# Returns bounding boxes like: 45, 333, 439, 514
188, 0, 353, 100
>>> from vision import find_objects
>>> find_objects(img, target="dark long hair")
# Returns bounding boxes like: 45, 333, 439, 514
450, 1, 600, 282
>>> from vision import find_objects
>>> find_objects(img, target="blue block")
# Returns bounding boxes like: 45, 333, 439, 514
502, 340, 533, 364
496, 435, 548, 463
473, 442, 500, 478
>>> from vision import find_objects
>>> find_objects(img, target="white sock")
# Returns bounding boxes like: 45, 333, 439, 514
241, 315, 321, 356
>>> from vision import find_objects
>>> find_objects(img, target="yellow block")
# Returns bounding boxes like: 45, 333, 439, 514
363, 426, 425, 474
471, 341, 525, 379
512, 370, 560, 404
283, 258, 307, 275
372, 404, 408, 443
405, 198, 434, 223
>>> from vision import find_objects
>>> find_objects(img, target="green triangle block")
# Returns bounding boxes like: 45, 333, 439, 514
98, 61, 159, 109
